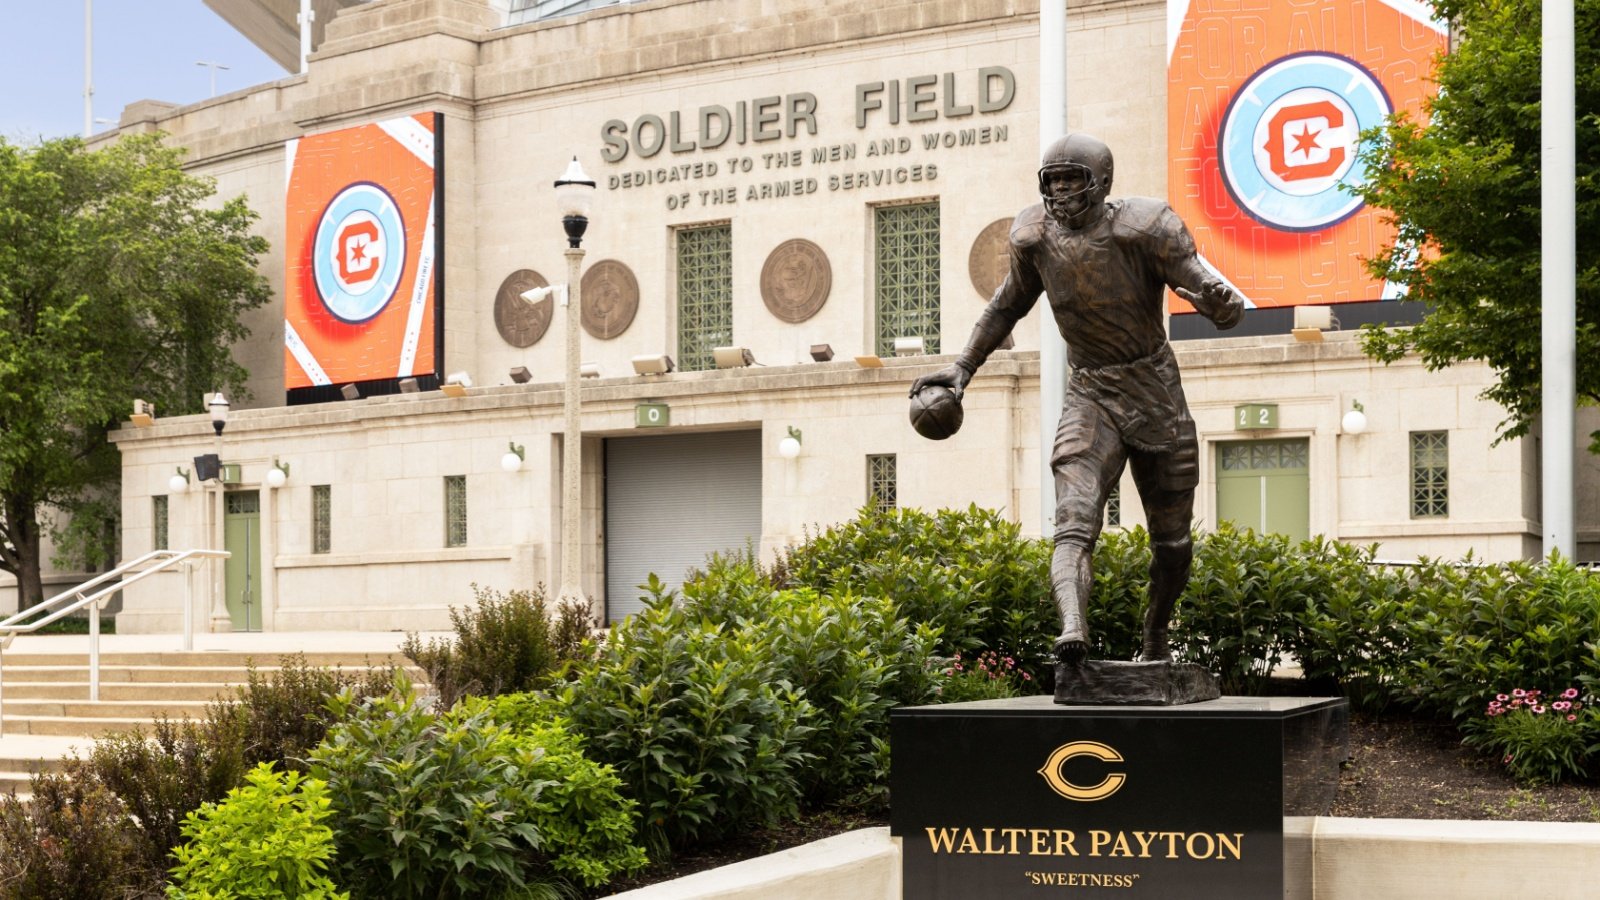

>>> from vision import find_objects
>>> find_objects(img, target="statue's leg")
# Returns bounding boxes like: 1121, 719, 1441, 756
1050, 403, 1126, 665
1127, 425, 1198, 662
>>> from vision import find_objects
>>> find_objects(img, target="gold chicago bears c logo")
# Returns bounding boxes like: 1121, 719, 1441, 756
1038, 741, 1126, 801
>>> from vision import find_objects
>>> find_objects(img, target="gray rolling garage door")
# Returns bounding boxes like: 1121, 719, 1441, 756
604, 430, 762, 622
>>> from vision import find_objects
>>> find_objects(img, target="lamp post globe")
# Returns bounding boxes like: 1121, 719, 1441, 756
554, 157, 596, 248
208, 391, 230, 437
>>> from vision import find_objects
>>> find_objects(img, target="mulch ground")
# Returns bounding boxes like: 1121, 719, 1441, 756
591, 710, 1600, 895
1332, 712, 1600, 822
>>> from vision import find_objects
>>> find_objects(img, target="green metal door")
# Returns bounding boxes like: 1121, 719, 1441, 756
224, 491, 262, 631
1215, 440, 1310, 542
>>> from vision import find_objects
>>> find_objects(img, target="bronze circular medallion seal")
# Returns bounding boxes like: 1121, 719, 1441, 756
968, 218, 1015, 302
493, 269, 553, 348
579, 260, 639, 340
760, 239, 832, 323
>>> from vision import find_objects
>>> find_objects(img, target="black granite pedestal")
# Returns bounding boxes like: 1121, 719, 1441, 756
890, 696, 1347, 900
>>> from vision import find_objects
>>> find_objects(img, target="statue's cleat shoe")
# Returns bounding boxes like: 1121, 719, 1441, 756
1054, 633, 1089, 666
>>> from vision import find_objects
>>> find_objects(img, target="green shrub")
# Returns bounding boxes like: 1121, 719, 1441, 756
754, 589, 942, 808
781, 505, 1056, 684
66, 655, 397, 881
167, 763, 347, 900
310, 678, 564, 900
557, 597, 813, 858
1087, 527, 1156, 661
0, 773, 157, 900
1462, 688, 1600, 785
1279, 540, 1410, 711
403, 583, 596, 706
1393, 556, 1600, 720
469, 694, 649, 888
214, 654, 397, 772
74, 715, 247, 878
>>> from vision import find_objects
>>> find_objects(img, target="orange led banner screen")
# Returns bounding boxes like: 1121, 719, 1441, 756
1166, 0, 1445, 312
284, 113, 442, 397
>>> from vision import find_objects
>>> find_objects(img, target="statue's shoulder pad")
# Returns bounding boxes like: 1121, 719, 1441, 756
1111, 197, 1178, 236
1011, 204, 1049, 247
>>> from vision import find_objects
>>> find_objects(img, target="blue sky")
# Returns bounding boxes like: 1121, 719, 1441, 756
3, 1, 288, 142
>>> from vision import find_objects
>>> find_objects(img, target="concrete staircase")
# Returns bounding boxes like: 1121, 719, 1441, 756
0, 648, 418, 795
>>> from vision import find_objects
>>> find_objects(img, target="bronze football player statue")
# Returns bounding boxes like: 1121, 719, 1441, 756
913, 133, 1244, 670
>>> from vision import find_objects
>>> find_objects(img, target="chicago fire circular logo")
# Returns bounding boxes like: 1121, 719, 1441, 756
1218, 52, 1391, 232
312, 182, 407, 323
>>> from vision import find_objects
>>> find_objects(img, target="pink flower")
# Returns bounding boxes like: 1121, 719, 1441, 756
1503, 754, 1515, 764
1563, 688, 1580, 699
1568, 715, 1579, 722
1554, 701, 1571, 711
1511, 699, 1523, 707
1532, 705, 1547, 714
1513, 689, 1527, 698
1497, 693, 1510, 701
1489, 700, 1503, 709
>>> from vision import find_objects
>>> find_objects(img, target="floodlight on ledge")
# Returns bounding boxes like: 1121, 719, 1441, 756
580, 363, 601, 379
632, 354, 675, 376
809, 343, 835, 362
509, 366, 533, 384
399, 377, 420, 394
713, 346, 755, 369
892, 336, 925, 357
1292, 305, 1335, 343
853, 354, 885, 368
131, 399, 155, 427
339, 383, 360, 401
441, 372, 472, 398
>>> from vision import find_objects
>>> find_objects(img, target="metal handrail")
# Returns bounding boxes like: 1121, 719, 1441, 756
0, 548, 229, 735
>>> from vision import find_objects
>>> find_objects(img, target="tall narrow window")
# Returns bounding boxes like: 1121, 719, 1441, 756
677, 223, 733, 371
444, 475, 468, 547
152, 496, 169, 551
312, 485, 332, 554
1410, 431, 1449, 518
874, 201, 941, 357
1105, 484, 1121, 529
867, 454, 898, 512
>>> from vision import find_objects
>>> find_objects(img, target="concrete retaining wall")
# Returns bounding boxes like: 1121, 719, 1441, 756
608, 819, 1600, 899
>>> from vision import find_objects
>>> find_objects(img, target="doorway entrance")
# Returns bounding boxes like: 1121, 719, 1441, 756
1214, 439, 1310, 542
223, 490, 262, 631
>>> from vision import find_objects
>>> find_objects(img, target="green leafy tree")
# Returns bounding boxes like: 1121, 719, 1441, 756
1354, 0, 1599, 447
0, 134, 269, 607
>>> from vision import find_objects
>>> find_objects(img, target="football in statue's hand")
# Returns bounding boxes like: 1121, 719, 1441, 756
909, 385, 964, 441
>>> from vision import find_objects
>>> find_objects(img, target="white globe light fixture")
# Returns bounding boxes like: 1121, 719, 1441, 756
169, 469, 190, 494
501, 441, 525, 473
778, 426, 803, 459
1342, 400, 1368, 435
